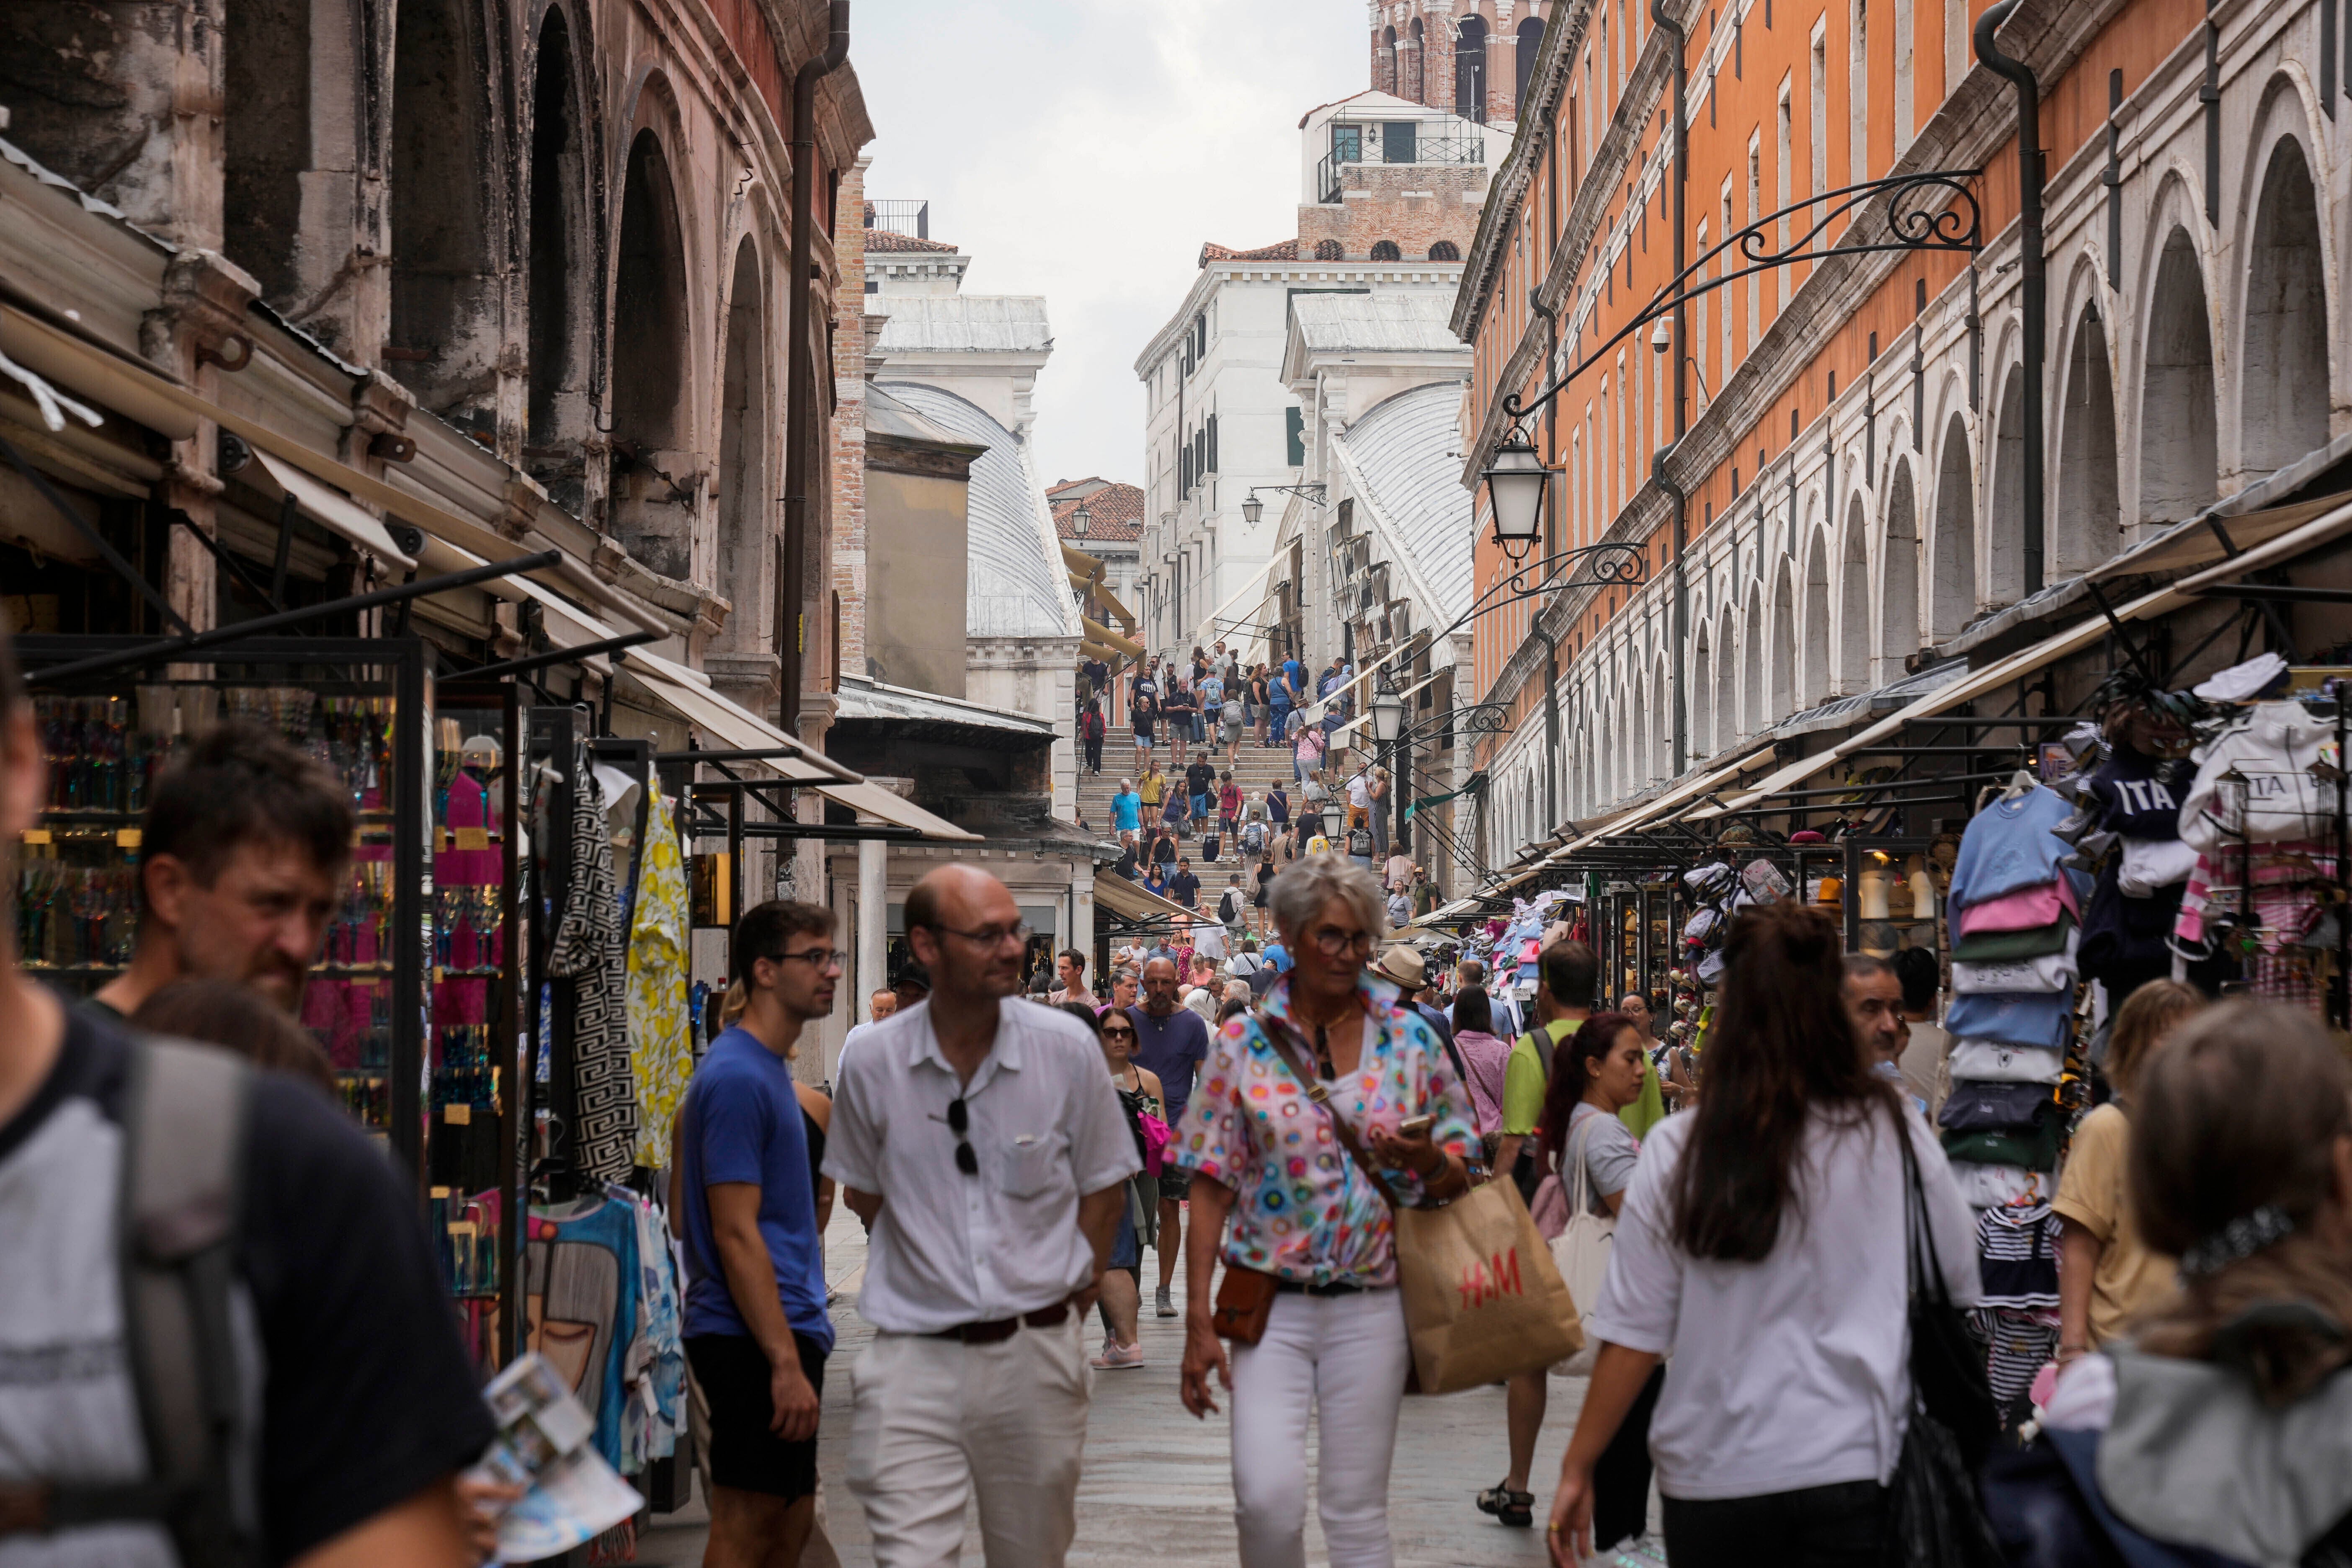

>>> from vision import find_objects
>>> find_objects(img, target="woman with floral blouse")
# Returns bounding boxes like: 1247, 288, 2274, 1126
1175, 855, 1476, 1568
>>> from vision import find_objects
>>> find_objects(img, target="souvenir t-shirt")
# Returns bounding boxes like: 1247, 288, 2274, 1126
1947, 1039, 2067, 1083
2050, 1105, 2177, 1346
1945, 989, 2075, 1051
1948, 786, 2075, 912
0, 1008, 494, 1568
677, 1027, 834, 1351
2085, 749, 2191, 840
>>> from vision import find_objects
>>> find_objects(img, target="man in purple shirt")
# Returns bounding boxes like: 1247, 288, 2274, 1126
1128, 954, 1210, 1318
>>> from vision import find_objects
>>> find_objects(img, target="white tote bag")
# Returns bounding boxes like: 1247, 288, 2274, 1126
1548, 1113, 1616, 1377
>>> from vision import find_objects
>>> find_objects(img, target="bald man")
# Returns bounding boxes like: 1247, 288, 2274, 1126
823, 866, 1138, 1567
1128, 954, 1210, 1318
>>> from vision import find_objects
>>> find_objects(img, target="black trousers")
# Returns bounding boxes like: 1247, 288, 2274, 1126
1593, 1364, 1666, 1551
1084, 738, 1103, 771
1660, 1478, 1889, 1568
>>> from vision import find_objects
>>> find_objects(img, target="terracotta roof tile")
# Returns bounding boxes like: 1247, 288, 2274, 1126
1052, 482, 1144, 542
1198, 238, 1298, 267
866, 228, 959, 253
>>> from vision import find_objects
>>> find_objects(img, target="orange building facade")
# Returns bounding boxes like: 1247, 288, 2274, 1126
1453, 0, 2348, 867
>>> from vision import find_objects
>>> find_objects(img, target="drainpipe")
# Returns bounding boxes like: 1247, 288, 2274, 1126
779, 0, 851, 732
1654, 0, 1690, 776
1975, 0, 2043, 596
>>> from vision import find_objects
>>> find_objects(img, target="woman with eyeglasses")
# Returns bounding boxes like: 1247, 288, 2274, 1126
1065, 1003, 1166, 1371
1174, 856, 1477, 1567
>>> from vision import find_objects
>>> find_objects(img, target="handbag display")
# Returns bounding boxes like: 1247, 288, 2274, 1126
1889, 1115, 2005, 1568
1254, 1014, 1585, 1395
1546, 1114, 1616, 1377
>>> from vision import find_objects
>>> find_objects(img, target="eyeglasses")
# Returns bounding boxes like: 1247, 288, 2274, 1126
1311, 926, 1374, 958
946, 1095, 977, 1176
763, 946, 843, 970
1101, 1025, 1138, 1041
923, 922, 1034, 948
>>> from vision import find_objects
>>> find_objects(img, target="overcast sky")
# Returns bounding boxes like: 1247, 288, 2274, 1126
854, 0, 1371, 489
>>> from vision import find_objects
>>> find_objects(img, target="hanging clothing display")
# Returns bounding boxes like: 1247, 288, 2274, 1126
550, 745, 637, 1185
523, 1186, 685, 1476
627, 787, 693, 1170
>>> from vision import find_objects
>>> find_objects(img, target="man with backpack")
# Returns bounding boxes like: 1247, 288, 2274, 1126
0, 624, 494, 1565
1215, 873, 1248, 937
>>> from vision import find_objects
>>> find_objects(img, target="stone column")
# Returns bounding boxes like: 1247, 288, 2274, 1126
854, 835, 888, 1074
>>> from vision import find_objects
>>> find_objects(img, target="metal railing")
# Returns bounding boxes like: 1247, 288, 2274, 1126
1315, 129, 1485, 204
864, 198, 929, 240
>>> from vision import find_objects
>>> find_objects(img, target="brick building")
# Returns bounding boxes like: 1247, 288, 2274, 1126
1373, 1, 1561, 125
1454, 0, 2352, 883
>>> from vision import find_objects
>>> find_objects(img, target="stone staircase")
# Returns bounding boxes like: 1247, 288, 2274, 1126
1072, 717, 1358, 873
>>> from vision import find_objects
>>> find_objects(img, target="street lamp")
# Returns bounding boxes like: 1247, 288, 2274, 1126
1369, 684, 1405, 746
1481, 430, 1548, 560
1072, 502, 1092, 537
1321, 799, 1347, 843
1241, 493, 1263, 524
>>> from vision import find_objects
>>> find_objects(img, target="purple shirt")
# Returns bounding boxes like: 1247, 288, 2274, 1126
1126, 1003, 1211, 1125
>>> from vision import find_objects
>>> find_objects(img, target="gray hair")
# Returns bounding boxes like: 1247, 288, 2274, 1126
1842, 953, 1896, 985
1269, 856, 1387, 946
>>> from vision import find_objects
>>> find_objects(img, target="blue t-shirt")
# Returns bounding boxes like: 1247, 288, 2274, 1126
1127, 1004, 1211, 1124
1945, 989, 2075, 1052
1948, 785, 2075, 912
1113, 790, 1142, 831
1280, 660, 1302, 698
678, 1028, 834, 1350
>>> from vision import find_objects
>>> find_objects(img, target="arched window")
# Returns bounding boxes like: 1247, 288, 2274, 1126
527, 9, 592, 494
2242, 139, 2329, 475
1429, 240, 1460, 261
2054, 303, 2120, 574
1314, 238, 1345, 260
609, 126, 691, 578
1881, 461, 1919, 682
716, 239, 769, 659
389, 0, 496, 431
1380, 24, 1399, 95
1931, 414, 1976, 638
1410, 18, 1426, 103
1457, 17, 1491, 122
2139, 227, 2218, 525
1369, 240, 1402, 261
1516, 15, 1546, 115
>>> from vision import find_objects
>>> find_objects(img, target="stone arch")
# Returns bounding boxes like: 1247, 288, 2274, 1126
389, 0, 500, 433
1370, 240, 1402, 261
1930, 413, 1975, 638
221, 0, 316, 305
1801, 526, 1831, 706
1988, 362, 2027, 604
1380, 24, 1400, 95
2138, 224, 2219, 527
1456, 15, 1491, 121
1429, 240, 1461, 261
2055, 300, 2121, 574
1880, 458, 1920, 683
1410, 18, 1427, 104
527, 6, 596, 499
714, 237, 769, 660
1691, 624, 1713, 762
609, 124, 693, 577
1770, 557, 1795, 721
1743, 591, 1766, 739
1838, 497, 1870, 694
1516, 14, 1547, 111
2240, 134, 2331, 475
1315, 238, 1345, 261
1714, 606, 1738, 752
1651, 656, 1671, 781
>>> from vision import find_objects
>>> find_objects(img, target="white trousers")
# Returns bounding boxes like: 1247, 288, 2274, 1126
843, 1315, 1092, 1568
1228, 1287, 1413, 1568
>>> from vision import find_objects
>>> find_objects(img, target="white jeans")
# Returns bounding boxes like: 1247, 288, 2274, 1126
1229, 1287, 1413, 1568
843, 1315, 1092, 1567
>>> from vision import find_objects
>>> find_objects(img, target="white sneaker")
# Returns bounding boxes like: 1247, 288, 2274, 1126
1154, 1285, 1176, 1317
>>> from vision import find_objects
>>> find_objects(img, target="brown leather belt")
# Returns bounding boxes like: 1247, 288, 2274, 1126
925, 1301, 1071, 1344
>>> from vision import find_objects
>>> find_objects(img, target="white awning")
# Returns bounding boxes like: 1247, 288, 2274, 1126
1095, 869, 1196, 926
249, 449, 418, 569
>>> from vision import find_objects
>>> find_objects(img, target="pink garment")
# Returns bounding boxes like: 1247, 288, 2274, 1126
1451, 1028, 1512, 1133
1957, 878, 2081, 935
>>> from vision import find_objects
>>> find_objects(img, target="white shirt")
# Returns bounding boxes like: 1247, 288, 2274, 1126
1347, 772, 1372, 808
1193, 921, 1229, 960
822, 998, 1140, 1333
1588, 1103, 1980, 1501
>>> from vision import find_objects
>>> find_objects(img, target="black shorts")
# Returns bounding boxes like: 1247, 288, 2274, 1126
686, 1331, 828, 1500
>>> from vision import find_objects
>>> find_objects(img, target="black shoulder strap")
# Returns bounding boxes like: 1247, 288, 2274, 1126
1523, 1026, 1555, 1082
102, 1039, 261, 1567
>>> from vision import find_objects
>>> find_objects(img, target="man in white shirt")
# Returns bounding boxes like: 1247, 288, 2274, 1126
825, 866, 1137, 1567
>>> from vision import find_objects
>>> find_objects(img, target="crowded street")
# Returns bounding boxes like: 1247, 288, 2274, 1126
9, 0, 2352, 1564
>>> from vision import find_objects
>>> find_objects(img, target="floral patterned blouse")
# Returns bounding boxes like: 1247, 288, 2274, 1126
1173, 973, 1477, 1287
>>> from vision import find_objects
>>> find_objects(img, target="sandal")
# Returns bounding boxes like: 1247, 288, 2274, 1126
1475, 1483, 1535, 1527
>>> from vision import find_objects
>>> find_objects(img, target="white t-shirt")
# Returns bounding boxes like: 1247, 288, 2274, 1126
1348, 772, 1372, 809
1587, 1102, 1980, 1500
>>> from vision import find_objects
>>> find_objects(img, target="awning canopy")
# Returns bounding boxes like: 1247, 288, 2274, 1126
1695, 490, 2352, 818
2084, 492, 2345, 583
248, 450, 418, 569
1094, 869, 1197, 927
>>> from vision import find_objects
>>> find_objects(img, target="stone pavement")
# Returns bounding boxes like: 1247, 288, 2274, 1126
637, 1204, 1600, 1567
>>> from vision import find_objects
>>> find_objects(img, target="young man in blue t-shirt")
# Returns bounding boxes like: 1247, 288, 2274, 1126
678, 900, 841, 1567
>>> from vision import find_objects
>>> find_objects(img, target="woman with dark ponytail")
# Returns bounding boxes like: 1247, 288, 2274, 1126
1545, 900, 1978, 1567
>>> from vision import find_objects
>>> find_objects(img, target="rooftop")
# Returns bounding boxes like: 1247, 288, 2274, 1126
1052, 482, 1144, 543
865, 228, 959, 254
1289, 291, 1466, 357
1199, 238, 1299, 268
874, 295, 1052, 356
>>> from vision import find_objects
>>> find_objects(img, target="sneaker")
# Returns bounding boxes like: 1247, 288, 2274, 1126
1090, 1341, 1146, 1370
1154, 1285, 1176, 1317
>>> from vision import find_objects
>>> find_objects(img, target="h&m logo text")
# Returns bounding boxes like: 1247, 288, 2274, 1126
1459, 1248, 1523, 1309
